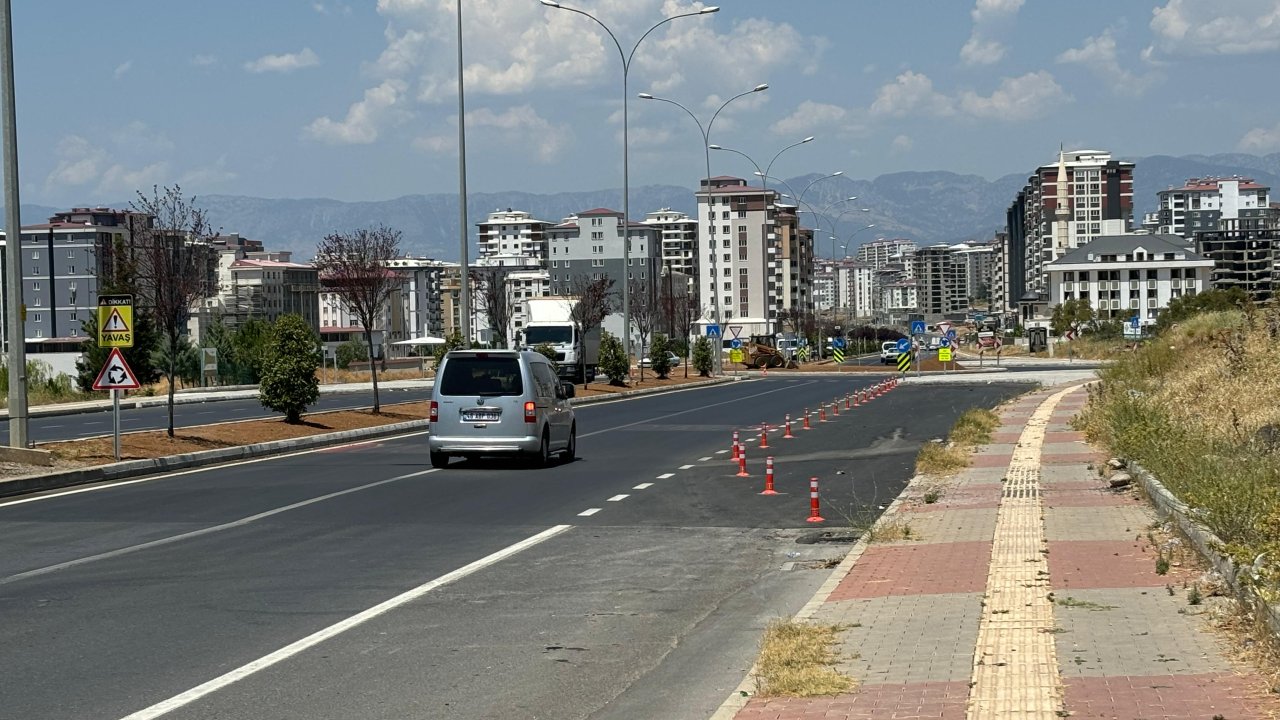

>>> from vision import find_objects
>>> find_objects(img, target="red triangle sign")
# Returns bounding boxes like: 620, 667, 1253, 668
92, 347, 142, 390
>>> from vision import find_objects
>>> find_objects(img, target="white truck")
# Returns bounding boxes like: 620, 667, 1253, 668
520, 296, 601, 383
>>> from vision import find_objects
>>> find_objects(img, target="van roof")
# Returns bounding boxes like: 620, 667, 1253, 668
444, 349, 543, 360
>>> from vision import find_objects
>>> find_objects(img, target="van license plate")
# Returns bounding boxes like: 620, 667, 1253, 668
462, 410, 500, 422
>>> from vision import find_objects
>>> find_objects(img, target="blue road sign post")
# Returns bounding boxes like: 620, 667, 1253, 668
896, 338, 910, 353
832, 337, 846, 350
946, 329, 957, 342
940, 337, 951, 348
910, 320, 926, 335
706, 324, 721, 338
730, 338, 742, 350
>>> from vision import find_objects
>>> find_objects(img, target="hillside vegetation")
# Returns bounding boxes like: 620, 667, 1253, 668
1079, 305, 1280, 593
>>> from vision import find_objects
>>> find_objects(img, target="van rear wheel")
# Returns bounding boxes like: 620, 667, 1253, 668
561, 425, 576, 462
536, 430, 552, 467
430, 451, 450, 469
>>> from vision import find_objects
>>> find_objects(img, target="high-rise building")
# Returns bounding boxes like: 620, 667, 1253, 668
641, 208, 699, 288
1195, 228, 1278, 302
775, 204, 815, 319
855, 238, 917, 272
386, 256, 453, 341
1157, 177, 1275, 236
695, 176, 779, 336
546, 207, 661, 296
913, 244, 970, 318
1001, 149, 1134, 311
477, 209, 553, 261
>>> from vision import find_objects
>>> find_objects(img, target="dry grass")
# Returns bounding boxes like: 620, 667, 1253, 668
915, 441, 969, 476
753, 620, 856, 698
949, 408, 1000, 446
915, 408, 1002, 476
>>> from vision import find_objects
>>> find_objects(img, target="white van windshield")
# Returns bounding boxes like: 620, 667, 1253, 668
440, 356, 524, 396
524, 326, 573, 344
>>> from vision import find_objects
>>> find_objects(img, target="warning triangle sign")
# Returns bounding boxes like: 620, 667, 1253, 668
92, 348, 142, 391
102, 308, 130, 332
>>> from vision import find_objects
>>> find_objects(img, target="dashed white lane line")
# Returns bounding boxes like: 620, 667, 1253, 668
714, 450, 728, 455
633, 483, 653, 490
698, 456, 713, 462
606, 494, 629, 502
116, 524, 572, 720
679, 464, 694, 470
578, 508, 601, 517
656, 473, 675, 479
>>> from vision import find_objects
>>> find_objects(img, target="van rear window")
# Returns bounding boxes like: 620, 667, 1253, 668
440, 357, 524, 396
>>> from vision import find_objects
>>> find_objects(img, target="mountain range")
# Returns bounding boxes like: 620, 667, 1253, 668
7, 152, 1278, 261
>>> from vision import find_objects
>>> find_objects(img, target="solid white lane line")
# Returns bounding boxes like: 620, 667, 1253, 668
606, 494, 629, 502
679, 464, 694, 470
656, 473, 674, 479
633, 483, 653, 490
116, 524, 572, 720
0, 468, 439, 585
577, 508, 601, 517
0, 431, 432, 509
698, 456, 712, 462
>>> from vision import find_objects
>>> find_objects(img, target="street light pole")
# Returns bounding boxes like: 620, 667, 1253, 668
456, 0, 472, 349
638, 83, 767, 376
541, 1, 718, 369
1, 0, 28, 448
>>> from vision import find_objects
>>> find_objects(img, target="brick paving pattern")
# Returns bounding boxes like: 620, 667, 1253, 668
725, 383, 1280, 720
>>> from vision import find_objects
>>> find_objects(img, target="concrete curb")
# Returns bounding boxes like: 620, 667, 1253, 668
0, 420, 428, 499
1130, 460, 1280, 640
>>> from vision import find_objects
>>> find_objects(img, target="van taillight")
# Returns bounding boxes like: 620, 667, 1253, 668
429, 401, 439, 422
524, 401, 536, 423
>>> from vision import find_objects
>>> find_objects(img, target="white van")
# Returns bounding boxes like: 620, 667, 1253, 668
428, 350, 576, 468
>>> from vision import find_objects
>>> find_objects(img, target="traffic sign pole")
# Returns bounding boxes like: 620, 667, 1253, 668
112, 390, 121, 461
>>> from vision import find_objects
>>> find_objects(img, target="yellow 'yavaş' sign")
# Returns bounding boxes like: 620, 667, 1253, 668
97, 294, 134, 348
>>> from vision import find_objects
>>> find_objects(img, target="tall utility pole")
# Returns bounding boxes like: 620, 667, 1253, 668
455, 0, 471, 348
1, 0, 28, 448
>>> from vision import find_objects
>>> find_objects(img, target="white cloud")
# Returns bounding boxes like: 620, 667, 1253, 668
771, 101, 848, 135
312, 2, 351, 14
178, 155, 238, 188
305, 79, 407, 145
870, 71, 954, 117
97, 161, 170, 196
113, 60, 133, 80
960, 37, 1006, 65
111, 120, 175, 154
1239, 122, 1280, 152
1149, 0, 1280, 56
891, 134, 913, 153
191, 54, 218, 67
1057, 28, 1159, 95
415, 105, 568, 163
243, 47, 320, 74
45, 135, 108, 189
957, 71, 1071, 120
962, 0, 1024, 65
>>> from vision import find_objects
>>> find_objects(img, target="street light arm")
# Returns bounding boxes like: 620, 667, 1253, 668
628, 9, 715, 69
640, 94, 707, 143
707, 84, 766, 140
711, 144, 763, 180
797, 171, 842, 206
545, 2, 627, 63
762, 136, 815, 187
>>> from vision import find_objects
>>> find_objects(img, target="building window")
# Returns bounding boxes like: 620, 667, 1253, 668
31, 250, 39, 260
32, 312, 41, 322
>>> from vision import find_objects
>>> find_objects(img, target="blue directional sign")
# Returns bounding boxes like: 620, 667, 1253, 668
832, 337, 846, 350
730, 338, 742, 349
946, 329, 958, 341
940, 337, 951, 348
896, 338, 910, 353
910, 320, 927, 335
1129, 316, 1140, 329
706, 324, 721, 338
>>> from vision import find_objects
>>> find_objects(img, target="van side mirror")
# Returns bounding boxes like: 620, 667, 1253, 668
559, 382, 575, 399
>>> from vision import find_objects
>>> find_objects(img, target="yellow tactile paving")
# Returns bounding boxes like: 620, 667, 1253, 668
967, 386, 1082, 718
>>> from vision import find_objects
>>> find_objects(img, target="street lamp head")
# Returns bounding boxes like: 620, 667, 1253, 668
831, 171, 843, 176
708, 144, 723, 150
801, 136, 815, 143
638, 92, 654, 99
753, 83, 769, 92
540, 0, 561, 6
867, 224, 876, 228
700, 6, 721, 13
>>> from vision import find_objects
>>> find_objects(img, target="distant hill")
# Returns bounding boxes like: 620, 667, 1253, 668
10, 153, 1278, 259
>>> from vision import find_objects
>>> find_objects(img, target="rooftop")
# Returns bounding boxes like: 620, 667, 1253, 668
1049, 233, 1209, 265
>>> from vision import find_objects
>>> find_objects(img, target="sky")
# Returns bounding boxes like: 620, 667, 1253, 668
12, 0, 1280, 209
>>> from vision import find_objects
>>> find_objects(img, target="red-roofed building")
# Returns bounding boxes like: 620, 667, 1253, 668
1157, 176, 1275, 236
216, 251, 320, 332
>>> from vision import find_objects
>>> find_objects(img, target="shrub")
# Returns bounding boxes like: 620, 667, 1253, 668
692, 336, 713, 377
335, 339, 369, 370
649, 333, 673, 379
258, 315, 322, 423
598, 330, 629, 386
533, 343, 558, 366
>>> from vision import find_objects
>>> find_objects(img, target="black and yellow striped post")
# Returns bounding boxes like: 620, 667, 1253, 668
896, 351, 912, 374
832, 347, 845, 363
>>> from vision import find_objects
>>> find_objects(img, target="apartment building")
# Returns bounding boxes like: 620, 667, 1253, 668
953, 241, 996, 303
221, 252, 320, 332
320, 268, 411, 357
641, 208, 699, 287
1002, 149, 1134, 310
913, 244, 970, 318
1195, 228, 1278, 302
1157, 177, 1275, 235
1046, 234, 1214, 325
815, 259, 873, 319
508, 268, 553, 344
546, 208, 661, 297
775, 204, 815, 318
879, 279, 919, 324
386, 256, 453, 341
11, 219, 109, 343
694, 176, 786, 336
855, 238, 917, 271
477, 208, 553, 261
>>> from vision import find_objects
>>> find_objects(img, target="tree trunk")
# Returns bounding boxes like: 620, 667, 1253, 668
366, 328, 381, 413
166, 334, 177, 438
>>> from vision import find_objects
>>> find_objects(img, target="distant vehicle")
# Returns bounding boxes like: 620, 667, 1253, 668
521, 296, 600, 383
880, 341, 900, 364
428, 349, 576, 469
639, 351, 681, 369
927, 336, 942, 350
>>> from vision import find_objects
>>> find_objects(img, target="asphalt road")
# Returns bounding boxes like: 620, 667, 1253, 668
0, 376, 1024, 720
5, 388, 435, 444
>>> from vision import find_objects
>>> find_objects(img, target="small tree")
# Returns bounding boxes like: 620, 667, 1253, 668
150, 335, 200, 389
568, 273, 615, 387
692, 336, 713, 377
628, 276, 656, 381
131, 185, 217, 436
259, 314, 321, 423
649, 333, 673, 379
670, 293, 702, 379
472, 266, 513, 348
313, 225, 403, 413
534, 343, 559, 366
335, 339, 369, 370
598, 330, 629, 386
231, 317, 272, 384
